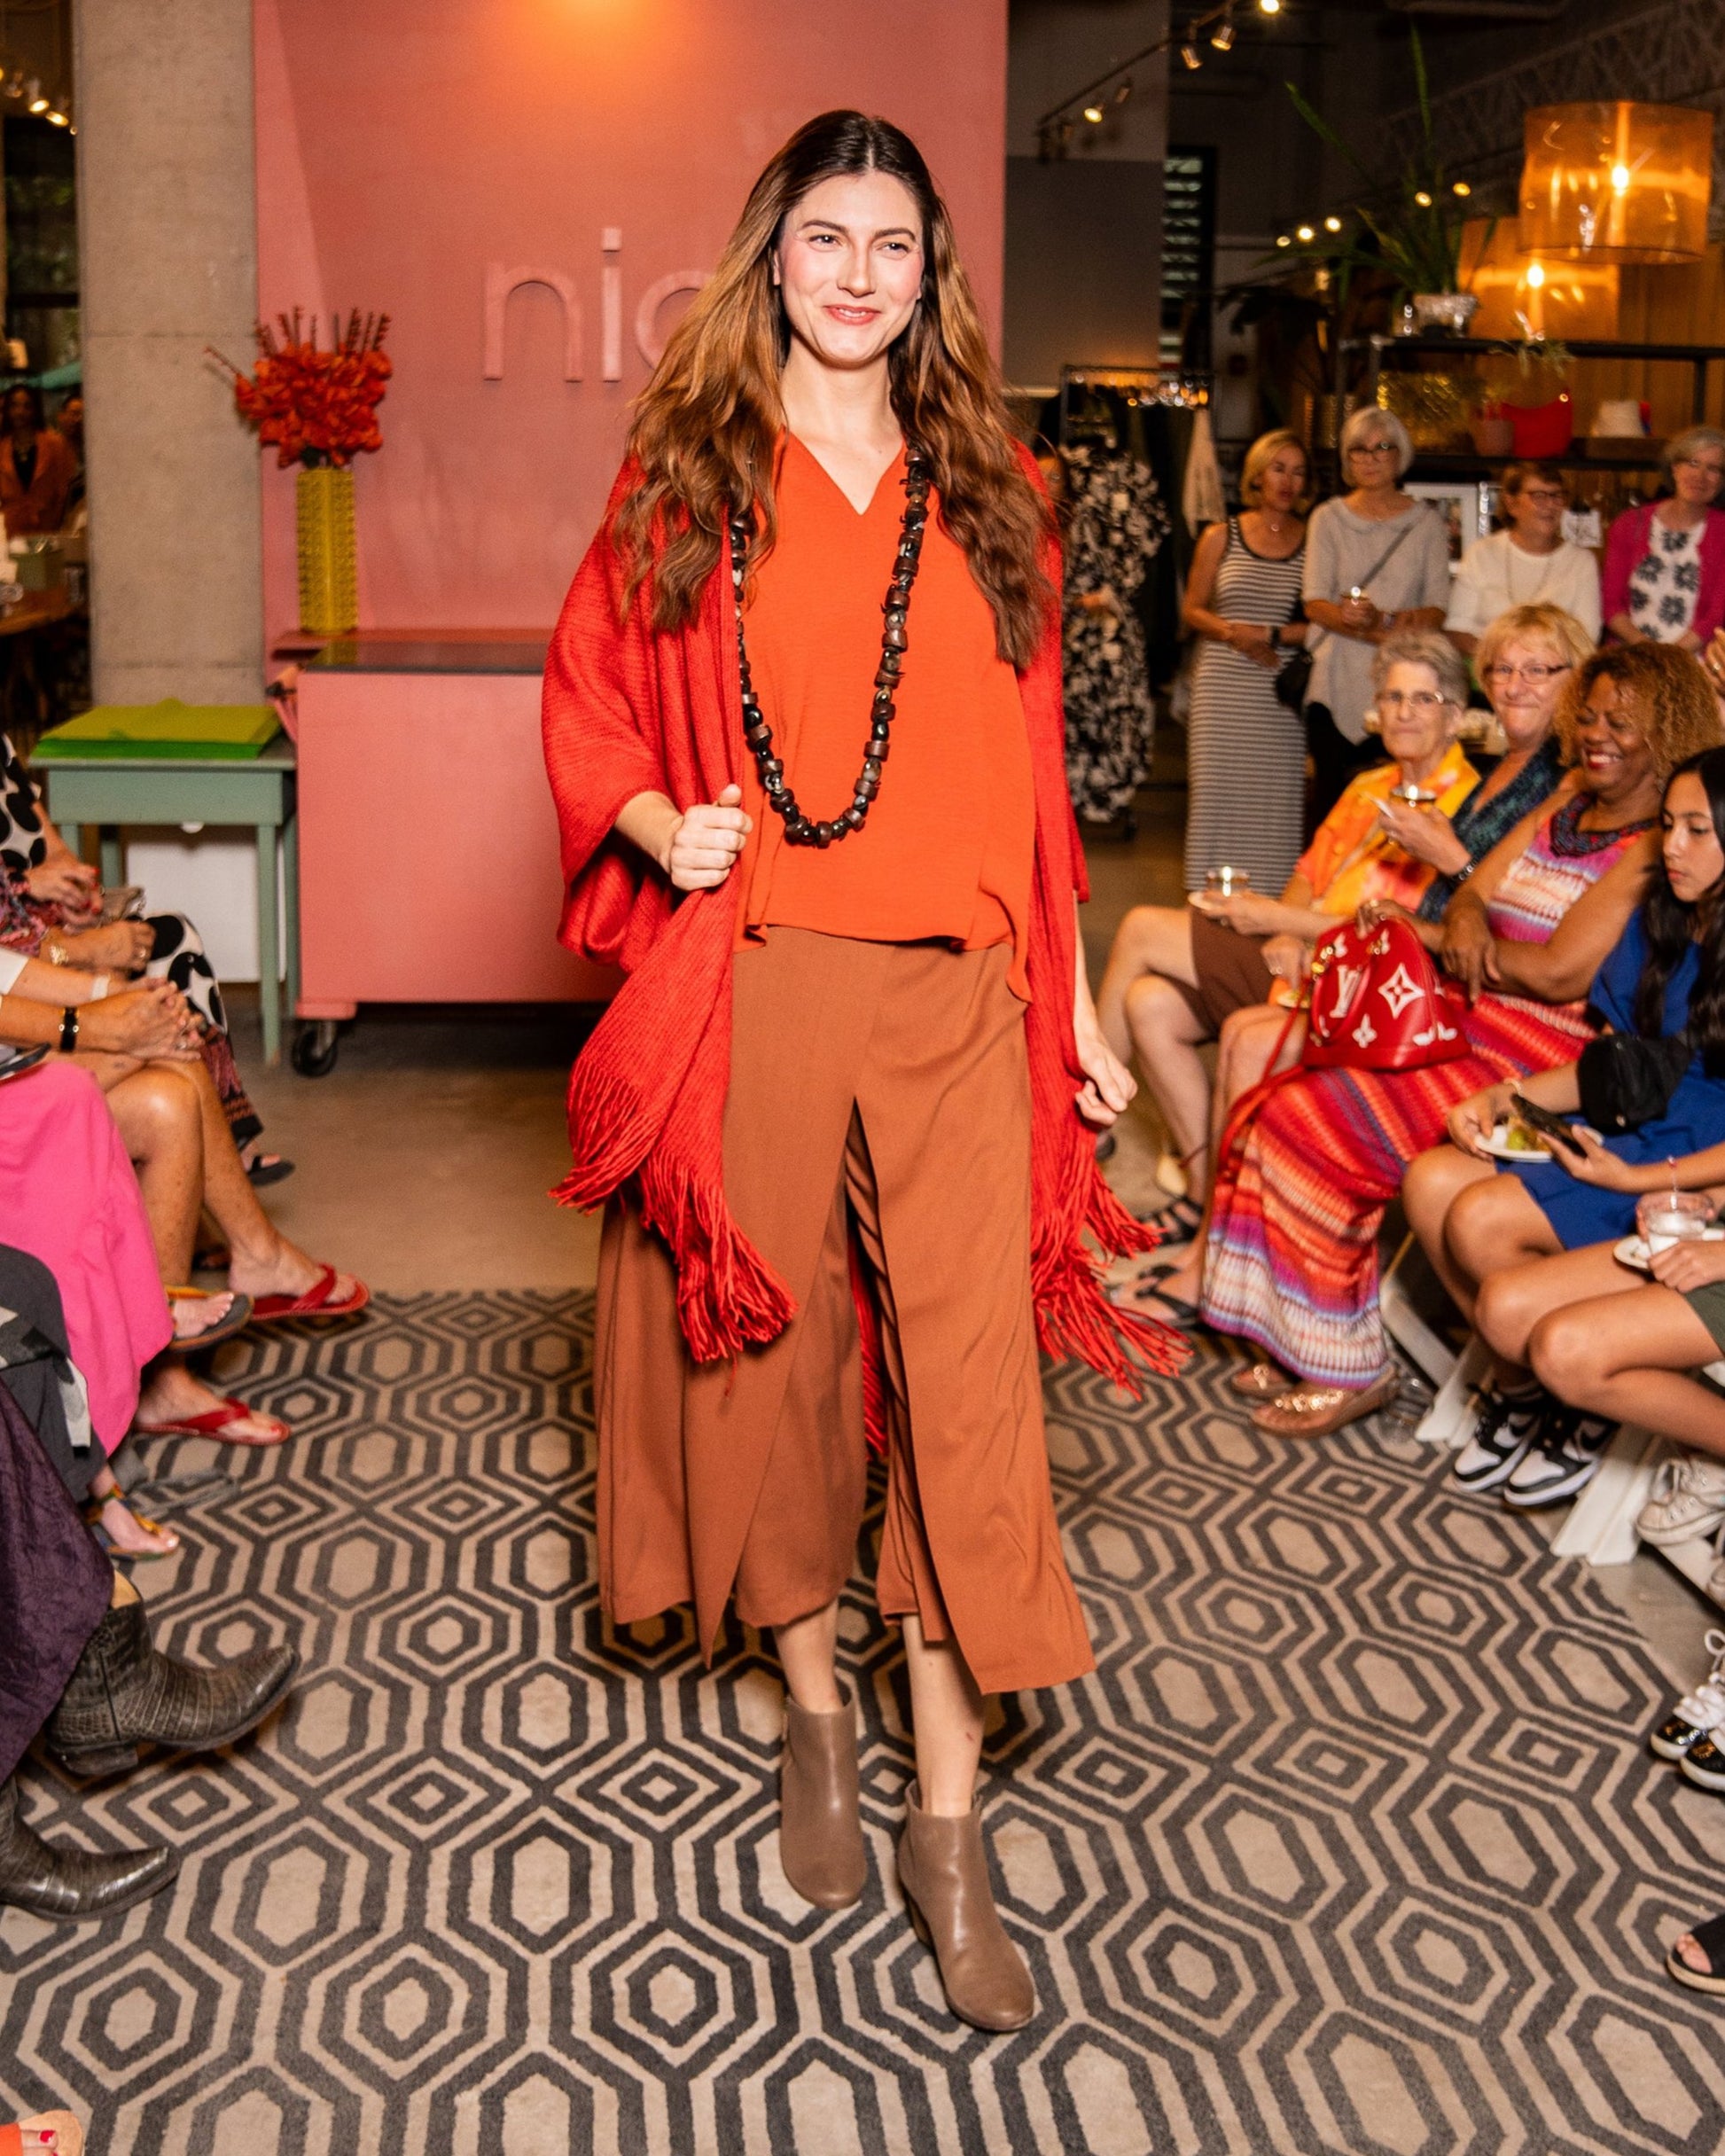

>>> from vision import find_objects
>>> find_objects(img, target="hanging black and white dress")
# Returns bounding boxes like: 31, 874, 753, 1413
1183, 518, 1307, 895
1060, 448, 1170, 824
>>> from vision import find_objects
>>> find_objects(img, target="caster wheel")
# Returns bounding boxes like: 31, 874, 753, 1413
292, 1020, 340, 1078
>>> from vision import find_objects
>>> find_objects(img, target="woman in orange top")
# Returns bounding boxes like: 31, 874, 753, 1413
0, 385, 74, 537
543, 113, 1171, 2034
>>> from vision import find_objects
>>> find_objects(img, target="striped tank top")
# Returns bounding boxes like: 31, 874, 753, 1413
1487, 794, 1651, 946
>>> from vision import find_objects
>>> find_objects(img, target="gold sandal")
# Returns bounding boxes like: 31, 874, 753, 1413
1229, 1362, 1294, 1401
1248, 1368, 1401, 1440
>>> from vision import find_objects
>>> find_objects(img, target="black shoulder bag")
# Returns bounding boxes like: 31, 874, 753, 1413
1576, 1031, 1691, 1132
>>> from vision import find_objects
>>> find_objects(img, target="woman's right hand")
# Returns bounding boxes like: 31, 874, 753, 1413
76, 980, 200, 1060
1439, 906, 1499, 1002
664, 785, 753, 893
1447, 1082, 1513, 1160
54, 920, 154, 973
1376, 797, 1470, 874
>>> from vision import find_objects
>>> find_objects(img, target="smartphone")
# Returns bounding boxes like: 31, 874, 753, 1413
1508, 1092, 1586, 1157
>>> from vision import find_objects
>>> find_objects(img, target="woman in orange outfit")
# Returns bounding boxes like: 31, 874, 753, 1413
542, 112, 1178, 2032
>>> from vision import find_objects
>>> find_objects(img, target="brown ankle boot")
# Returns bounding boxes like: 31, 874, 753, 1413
779, 1691, 866, 1910
897, 1782, 1035, 2031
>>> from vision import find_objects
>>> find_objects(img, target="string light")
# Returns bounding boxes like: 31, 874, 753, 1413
1452, 181, 1471, 197
1259, 0, 1281, 12
1323, 215, 1342, 232
1296, 223, 1315, 241
1414, 190, 1433, 207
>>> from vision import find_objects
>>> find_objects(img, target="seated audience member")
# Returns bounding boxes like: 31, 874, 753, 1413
0, 1251, 298, 1920
0, 384, 75, 539
0, 730, 287, 1180
1099, 632, 1478, 1251
1179, 644, 1719, 1435
1406, 746, 1725, 1508
1604, 426, 1725, 652
1445, 466, 1602, 654
0, 973, 365, 1451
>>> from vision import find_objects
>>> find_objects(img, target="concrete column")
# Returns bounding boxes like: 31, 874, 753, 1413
74, 0, 261, 705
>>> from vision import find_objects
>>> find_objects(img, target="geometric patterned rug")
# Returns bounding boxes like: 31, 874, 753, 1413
3, 1292, 1724, 2155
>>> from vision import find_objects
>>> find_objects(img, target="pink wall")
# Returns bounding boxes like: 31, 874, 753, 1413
254, 0, 1009, 638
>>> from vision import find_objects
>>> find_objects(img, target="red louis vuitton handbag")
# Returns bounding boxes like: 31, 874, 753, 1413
1301, 916, 1468, 1071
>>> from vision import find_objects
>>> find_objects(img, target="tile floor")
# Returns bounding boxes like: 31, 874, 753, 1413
226, 750, 1721, 1693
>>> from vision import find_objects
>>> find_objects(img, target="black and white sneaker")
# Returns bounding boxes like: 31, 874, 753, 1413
1652, 1630, 1725, 1762
1452, 1387, 1547, 1494
1500, 1411, 1618, 1512
1682, 1729, 1725, 1793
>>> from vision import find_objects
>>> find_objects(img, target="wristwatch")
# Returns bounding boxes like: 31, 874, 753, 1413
58, 1005, 78, 1052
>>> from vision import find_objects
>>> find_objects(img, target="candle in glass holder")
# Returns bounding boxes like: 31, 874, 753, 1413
1206, 865, 1251, 899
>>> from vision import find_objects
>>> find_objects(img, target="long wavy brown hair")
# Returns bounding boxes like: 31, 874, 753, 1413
612, 111, 1054, 666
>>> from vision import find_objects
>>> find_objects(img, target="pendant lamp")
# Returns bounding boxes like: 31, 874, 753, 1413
1458, 215, 1620, 340
1520, 102, 1713, 265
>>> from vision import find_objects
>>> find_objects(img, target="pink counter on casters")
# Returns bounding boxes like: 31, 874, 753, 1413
293, 637, 619, 1021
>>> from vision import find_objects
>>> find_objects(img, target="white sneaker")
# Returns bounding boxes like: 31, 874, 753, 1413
1651, 1629, 1725, 1760
1638, 1455, 1725, 1548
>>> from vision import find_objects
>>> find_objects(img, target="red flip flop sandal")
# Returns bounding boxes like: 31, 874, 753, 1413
133, 1396, 292, 1447
248, 1263, 370, 1323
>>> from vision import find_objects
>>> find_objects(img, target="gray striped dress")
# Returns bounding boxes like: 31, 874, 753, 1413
1183, 518, 1307, 895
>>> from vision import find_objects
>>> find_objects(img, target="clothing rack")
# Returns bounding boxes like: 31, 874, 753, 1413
1058, 363, 1211, 447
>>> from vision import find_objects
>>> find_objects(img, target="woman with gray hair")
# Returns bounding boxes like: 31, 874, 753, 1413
1604, 425, 1725, 650
1301, 406, 1453, 819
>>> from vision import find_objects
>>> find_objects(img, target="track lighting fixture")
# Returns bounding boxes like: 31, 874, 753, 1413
1179, 39, 1202, 68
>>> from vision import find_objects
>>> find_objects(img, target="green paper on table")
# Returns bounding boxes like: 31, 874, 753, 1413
35, 699, 279, 760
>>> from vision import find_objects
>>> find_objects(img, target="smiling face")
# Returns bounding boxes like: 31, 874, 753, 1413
1482, 636, 1571, 752
1504, 474, 1565, 548
1662, 769, 1725, 905
1375, 660, 1456, 773
1572, 674, 1657, 808
1674, 442, 1725, 510
771, 169, 925, 373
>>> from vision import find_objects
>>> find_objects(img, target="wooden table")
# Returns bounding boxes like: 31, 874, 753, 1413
34, 734, 300, 1063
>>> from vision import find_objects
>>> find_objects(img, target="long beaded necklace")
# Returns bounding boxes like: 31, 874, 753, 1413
729, 448, 931, 848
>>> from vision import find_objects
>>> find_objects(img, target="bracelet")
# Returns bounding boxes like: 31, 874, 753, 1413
1451, 857, 1476, 885
44, 938, 68, 966
87, 973, 111, 1002
58, 1005, 78, 1053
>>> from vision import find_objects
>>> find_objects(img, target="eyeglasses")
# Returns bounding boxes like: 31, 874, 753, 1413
1377, 690, 1448, 711
1349, 441, 1398, 458
1515, 489, 1567, 506
1485, 661, 1570, 684
1674, 457, 1725, 476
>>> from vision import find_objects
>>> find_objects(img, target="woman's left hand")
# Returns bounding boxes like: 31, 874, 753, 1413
1550, 1123, 1641, 1190
26, 857, 98, 909
54, 921, 153, 973
1261, 933, 1308, 988
1073, 1013, 1135, 1129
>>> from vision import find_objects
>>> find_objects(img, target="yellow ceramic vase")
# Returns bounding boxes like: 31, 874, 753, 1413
295, 465, 357, 636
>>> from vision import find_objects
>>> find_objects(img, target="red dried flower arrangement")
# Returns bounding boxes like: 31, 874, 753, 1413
211, 309, 392, 468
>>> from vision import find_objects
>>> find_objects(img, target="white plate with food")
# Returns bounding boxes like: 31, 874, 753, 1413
1481, 1122, 1551, 1164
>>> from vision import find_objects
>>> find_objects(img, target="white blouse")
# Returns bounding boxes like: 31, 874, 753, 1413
1444, 531, 1602, 642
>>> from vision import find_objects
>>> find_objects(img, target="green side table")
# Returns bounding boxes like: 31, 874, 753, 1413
34, 734, 300, 1064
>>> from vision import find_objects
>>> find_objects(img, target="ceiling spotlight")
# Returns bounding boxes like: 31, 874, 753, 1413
1114, 76, 1133, 104
1276, 233, 1292, 247
1452, 181, 1471, 197
25, 80, 45, 113
2, 73, 22, 100
1211, 13, 1236, 48
1323, 215, 1342, 232
1258, 0, 1281, 13
1414, 190, 1433, 207
45, 101, 67, 126
1296, 224, 1315, 241
1083, 103, 1104, 122
1180, 40, 1203, 68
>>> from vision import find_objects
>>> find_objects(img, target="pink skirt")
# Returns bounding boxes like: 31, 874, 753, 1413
0, 1060, 171, 1449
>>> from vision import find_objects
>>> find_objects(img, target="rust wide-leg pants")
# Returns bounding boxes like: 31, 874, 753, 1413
594, 928, 1094, 1697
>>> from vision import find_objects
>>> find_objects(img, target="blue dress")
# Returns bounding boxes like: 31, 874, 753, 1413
1510, 911, 1725, 1247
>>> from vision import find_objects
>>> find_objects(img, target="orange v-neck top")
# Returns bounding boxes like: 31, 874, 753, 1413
735, 434, 1036, 999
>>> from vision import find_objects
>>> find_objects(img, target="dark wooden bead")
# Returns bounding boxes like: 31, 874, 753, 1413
761, 757, 783, 782
843, 804, 867, 830
813, 821, 833, 848
881, 621, 907, 652
855, 771, 879, 800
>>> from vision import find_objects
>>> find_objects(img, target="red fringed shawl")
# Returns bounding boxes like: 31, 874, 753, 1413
542, 456, 1186, 1397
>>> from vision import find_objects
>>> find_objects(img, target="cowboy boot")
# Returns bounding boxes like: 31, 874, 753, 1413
897, 1781, 1035, 2031
780, 1691, 867, 1909
0, 1775, 176, 1920
44, 1597, 298, 1780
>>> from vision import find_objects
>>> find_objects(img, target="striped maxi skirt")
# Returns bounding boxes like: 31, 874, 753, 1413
1199, 992, 1596, 1389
